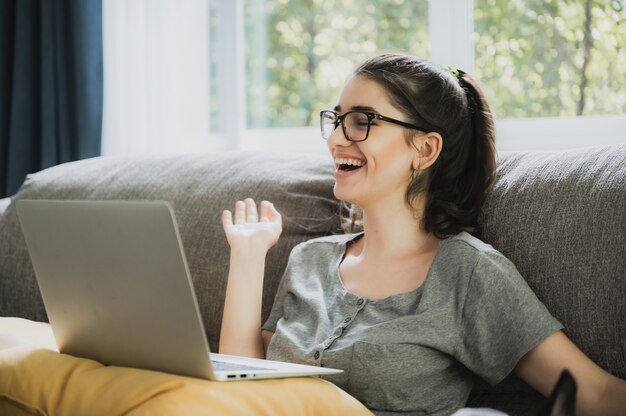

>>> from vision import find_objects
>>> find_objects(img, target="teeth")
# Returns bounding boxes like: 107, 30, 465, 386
334, 158, 365, 167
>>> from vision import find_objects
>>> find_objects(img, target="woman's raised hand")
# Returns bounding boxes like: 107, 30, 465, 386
220, 198, 282, 358
222, 198, 283, 253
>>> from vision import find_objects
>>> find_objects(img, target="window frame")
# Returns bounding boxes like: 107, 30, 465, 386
213, 0, 626, 154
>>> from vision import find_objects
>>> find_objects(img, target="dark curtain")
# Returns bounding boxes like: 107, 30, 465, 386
0, 0, 103, 198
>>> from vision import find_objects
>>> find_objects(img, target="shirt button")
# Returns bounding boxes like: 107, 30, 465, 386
314, 351, 320, 360
357, 298, 364, 306
343, 317, 351, 323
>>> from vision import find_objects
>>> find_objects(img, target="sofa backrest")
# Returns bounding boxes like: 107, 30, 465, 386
468, 145, 626, 413
0, 152, 342, 353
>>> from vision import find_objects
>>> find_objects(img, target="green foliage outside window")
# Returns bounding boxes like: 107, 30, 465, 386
474, 0, 626, 118
245, 0, 429, 128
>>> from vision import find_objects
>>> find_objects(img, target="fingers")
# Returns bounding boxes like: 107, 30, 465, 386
245, 198, 258, 223
222, 210, 233, 236
233, 200, 245, 224
222, 201, 249, 237
221, 209, 233, 231
226, 199, 274, 224
259, 201, 270, 222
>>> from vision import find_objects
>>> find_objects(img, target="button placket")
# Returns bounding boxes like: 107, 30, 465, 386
318, 297, 367, 359
336, 299, 363, 335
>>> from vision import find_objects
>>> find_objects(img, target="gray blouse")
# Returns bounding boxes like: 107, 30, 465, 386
262, 232, 563, 416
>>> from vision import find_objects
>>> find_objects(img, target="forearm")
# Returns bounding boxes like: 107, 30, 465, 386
219, 246, 267, 359
516, 331, 626, 416
584, 374, 626, 416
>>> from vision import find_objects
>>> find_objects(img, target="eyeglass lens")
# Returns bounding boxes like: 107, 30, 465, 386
321, 112, 337, 139
321, 111, 370, 141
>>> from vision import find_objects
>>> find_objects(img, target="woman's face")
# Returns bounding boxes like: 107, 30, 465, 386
327, 75, 417, 208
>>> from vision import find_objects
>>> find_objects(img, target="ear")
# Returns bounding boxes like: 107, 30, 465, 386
412, 132, 443, 171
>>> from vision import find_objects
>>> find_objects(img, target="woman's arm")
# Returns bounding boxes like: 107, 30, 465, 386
262, 329, 274, 355
515, 330, 626, 416
219, 198, 282, 359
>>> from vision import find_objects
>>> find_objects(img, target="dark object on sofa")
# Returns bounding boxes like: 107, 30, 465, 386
1, 145, 624, 415
537, 369, 577, 416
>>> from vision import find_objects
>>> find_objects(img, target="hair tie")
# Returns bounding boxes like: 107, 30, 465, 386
444, 66, 460, 78
454, 70, 476, 115
441, 65, 476, 115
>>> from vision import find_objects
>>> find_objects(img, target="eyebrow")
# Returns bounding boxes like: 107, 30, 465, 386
333, 105, 379, 113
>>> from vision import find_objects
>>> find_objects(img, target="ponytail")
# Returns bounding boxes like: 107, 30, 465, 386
456, 71, 497, 229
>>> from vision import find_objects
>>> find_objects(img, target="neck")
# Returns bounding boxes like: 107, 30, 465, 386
356, 196, 439, 260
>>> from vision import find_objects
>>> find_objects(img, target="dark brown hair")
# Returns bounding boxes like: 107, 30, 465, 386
349, 53, 497, 238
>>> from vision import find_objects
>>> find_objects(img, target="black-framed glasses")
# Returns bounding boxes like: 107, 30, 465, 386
320, 110, 428, 142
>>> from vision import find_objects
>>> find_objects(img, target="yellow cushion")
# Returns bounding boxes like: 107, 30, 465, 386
0, 318, 372, 416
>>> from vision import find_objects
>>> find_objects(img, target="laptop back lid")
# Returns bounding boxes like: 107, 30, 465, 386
16, 200, 215, 379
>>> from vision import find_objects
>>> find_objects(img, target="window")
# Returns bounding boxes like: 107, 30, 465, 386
474, 0, 626, 118
211, 0, 624, 152
104, 1, 625, 155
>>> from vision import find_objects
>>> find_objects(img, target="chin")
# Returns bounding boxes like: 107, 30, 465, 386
333, 184, 349, 202
333, 185, 360, 206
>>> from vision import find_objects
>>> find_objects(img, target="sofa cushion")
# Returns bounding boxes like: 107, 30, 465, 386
469, 144, 626, 413
0, 152, 342, 353
0, 348, 371, 416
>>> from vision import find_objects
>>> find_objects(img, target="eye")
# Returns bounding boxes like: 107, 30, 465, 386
347, 113, 370, 130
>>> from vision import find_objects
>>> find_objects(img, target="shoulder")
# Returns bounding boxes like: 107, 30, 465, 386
277, 234, 358, 296
302, 232, 362, 245
282, 233, 359, 273
443, 232, 497, 256
441, 232, 515, 272
439, 233, 544, 311
290, 233, 361, 255
433, 232, 525, 296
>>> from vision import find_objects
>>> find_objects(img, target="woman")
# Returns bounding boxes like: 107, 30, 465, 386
219, 53, 625, 415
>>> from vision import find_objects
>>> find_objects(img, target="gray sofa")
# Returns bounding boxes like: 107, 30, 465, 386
1, 146, 624, 415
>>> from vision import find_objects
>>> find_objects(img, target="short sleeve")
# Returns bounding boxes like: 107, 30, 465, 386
456, 250, 563, 385
262, 244, 302, 333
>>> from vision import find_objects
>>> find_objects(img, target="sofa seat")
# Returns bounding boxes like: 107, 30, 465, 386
0, 318, 373, 416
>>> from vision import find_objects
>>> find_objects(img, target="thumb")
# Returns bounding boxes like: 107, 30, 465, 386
260, 201, 281, 223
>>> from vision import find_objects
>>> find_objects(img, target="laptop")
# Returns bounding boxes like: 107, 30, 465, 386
16, 199, 342, 381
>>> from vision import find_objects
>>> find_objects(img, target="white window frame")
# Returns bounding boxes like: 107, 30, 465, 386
213, 0, 626, 154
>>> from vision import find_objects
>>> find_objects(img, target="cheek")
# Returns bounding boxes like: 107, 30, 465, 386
368, 143, 413, 177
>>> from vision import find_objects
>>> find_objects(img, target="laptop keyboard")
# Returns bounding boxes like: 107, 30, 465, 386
212, 360, 276, 372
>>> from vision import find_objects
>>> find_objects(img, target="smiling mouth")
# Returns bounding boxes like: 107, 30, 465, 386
334, 157, 366, 172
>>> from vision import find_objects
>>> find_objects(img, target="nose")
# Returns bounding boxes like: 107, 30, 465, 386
326, 122, 351, 153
